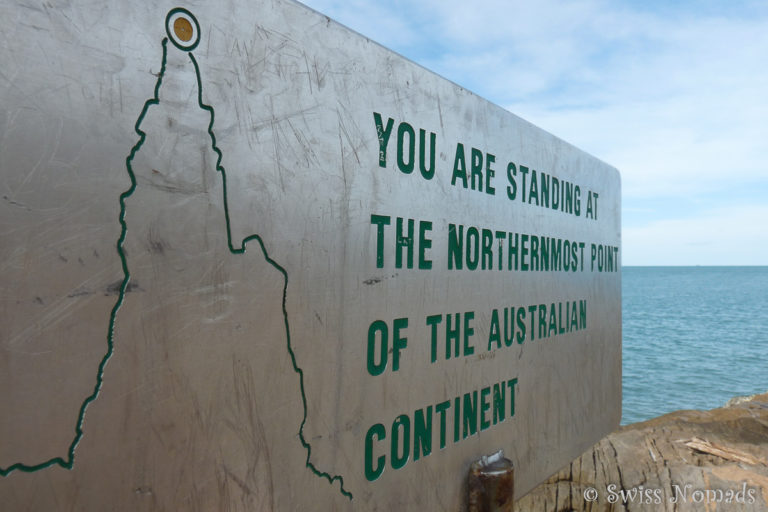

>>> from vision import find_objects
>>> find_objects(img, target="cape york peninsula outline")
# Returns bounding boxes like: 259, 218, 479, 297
0, 8, 353, 500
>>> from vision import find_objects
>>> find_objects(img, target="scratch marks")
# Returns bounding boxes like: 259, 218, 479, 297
189, 48, 353, 501
336, 105, 364, 165
2, 195, 31, 211
104, 279, 141, 296
362, 273, 398, 286
0, 36, 170, 480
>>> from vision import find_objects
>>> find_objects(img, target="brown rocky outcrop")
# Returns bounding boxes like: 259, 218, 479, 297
515, 393, 768, 511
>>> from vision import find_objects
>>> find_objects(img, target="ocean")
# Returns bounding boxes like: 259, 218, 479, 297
621, 266, 768, 425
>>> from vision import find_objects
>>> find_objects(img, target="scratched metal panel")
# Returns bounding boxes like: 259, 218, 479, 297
0, 0, 621, 510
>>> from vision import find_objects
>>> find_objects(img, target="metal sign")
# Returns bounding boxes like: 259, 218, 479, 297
0, 0, 621, 509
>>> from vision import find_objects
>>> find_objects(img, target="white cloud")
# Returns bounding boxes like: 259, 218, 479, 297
510, 93, 768, 200
299, 0, 768, 264
623, 204, 768, 265
501, 8, 768, 204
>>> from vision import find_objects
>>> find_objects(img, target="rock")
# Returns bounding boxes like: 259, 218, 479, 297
515, 393, 768, 511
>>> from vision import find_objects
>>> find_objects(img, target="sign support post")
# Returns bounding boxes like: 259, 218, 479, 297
468, 451, 515, 511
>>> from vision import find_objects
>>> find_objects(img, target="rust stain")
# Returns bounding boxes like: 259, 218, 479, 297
493, 471, 515, 508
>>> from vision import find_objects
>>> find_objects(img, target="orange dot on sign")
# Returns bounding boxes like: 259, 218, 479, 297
173, 17, 193, 42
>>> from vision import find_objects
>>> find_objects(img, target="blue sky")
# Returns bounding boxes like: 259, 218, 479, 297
299, 0, 768, 265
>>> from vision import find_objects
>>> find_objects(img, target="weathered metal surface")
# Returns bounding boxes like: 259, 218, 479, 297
0, 0, 621, 510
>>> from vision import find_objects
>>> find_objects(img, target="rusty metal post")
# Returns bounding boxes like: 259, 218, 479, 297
468, 451, 515, 512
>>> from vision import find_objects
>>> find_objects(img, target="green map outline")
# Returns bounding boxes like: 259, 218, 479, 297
1, 26, 353, 501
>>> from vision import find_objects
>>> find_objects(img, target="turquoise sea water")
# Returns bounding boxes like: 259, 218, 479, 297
621, 266, 768, 425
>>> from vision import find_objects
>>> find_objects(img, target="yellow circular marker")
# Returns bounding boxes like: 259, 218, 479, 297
166, 8, 200, 51
173, 17, 193, 42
